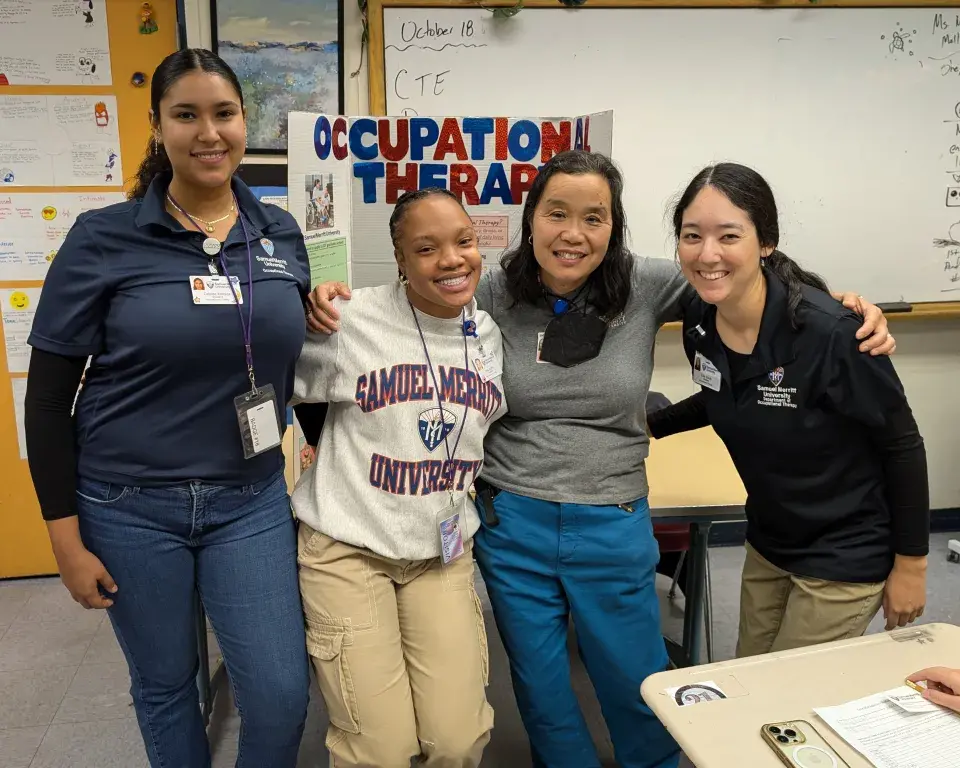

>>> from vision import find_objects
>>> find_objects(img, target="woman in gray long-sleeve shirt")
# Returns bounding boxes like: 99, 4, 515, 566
306, 150, 893, 768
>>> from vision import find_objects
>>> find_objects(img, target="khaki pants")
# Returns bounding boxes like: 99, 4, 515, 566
297, 523, 494, 768
736, 542, 885, 658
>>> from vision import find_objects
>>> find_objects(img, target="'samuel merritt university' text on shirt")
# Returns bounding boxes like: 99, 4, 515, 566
291, 280, 507, 561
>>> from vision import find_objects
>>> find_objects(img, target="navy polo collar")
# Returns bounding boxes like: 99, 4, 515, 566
134, 172, 283, 237
691, 268, 799, 384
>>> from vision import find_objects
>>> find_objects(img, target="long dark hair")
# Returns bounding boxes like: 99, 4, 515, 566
128, 48, 245, 200
671, 162, 828, 329
501, 150, 633, 319
389, 187, 469, 279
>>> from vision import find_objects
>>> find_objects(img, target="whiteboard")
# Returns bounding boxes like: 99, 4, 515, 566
381, 6, 960, 303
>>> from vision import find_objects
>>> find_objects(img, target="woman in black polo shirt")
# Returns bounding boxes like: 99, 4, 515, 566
648, 162, 929, 658
24, 49, 312, 766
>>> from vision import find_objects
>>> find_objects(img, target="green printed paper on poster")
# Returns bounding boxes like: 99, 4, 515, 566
306, 237, 348, 288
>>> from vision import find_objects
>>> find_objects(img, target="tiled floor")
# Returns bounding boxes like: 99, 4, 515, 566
1, 533, 958, 767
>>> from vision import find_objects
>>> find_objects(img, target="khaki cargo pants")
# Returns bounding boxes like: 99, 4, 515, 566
297, 523, 494, 768
736, 542, 885, 658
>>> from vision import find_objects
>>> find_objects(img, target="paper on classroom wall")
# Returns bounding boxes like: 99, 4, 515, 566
0, 95, 122, 186
0, 286, 41, 374
10, 376, 26, 460
0, 0, 112, 86
286, 111, 614, 289
0, 192, 124, 280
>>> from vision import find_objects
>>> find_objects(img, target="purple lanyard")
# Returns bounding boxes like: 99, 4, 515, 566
168, 191, 258, 390
409, 302, 470, 466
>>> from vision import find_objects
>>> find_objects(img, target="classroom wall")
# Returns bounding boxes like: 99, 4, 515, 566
184, 0, 960, 511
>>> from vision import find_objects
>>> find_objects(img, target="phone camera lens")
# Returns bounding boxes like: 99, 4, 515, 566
777, 735, 789, 743
769, 726, 781, 734
784, 729, 796, 738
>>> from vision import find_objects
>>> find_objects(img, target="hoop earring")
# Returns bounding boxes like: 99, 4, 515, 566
528, 234, 533, 245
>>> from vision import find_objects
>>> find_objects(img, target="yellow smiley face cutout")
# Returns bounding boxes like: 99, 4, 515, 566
41, 206, 57, 220
46, 250, 57, 262
9, 291, 29, 310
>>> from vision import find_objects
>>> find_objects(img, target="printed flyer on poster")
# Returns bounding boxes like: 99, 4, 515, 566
286, 111, 614, 289
0, 192, 125, 280
0, 95, 123, 187
0, 0, 112, 86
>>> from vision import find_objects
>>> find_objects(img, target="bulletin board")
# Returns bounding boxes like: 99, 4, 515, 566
0, 0, 179, 579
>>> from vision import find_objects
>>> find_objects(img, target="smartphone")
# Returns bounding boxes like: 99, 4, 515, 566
760, 720, 851, 768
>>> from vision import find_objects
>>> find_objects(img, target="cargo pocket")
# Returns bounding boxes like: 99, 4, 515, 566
306, 621, 361, 734
472, 588, 490, 687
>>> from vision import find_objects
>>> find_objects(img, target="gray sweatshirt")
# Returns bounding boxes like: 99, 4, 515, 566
475, 256, 691, 505
291, 280, 507, 560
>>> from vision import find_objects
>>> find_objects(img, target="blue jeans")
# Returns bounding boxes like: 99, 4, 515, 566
77, 469, 310, 768
473, 489, 679, 768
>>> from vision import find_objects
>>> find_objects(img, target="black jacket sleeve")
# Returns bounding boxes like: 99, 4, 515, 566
293, 402, 328, 447
24, 349, 87, 521
647, 391, 710, 439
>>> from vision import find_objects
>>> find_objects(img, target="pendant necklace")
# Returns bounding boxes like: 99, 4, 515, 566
166, 193, 235, 233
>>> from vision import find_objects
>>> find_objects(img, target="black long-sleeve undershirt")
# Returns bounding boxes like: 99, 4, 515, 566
24, 348, 330, 521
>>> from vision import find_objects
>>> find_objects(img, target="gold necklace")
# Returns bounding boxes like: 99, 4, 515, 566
166, 193, 236, 233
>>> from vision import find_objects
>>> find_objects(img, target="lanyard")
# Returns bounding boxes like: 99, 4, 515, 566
409, 302, 470, 468
168, 191, 258, 390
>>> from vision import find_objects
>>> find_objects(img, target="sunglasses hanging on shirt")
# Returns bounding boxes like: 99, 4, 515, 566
539, 281, 608, 368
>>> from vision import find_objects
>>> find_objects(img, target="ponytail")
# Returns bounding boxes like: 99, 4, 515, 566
763, 250, 829, 330
128, 137, 171, 200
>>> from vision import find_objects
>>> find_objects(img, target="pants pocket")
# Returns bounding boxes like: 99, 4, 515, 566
472, 588, 490, 687
306, 621, 361, 735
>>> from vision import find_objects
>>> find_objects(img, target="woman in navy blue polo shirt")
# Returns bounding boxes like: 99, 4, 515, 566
24, 49, 311, 767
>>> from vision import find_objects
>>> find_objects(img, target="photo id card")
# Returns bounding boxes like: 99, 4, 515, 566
191, 275, 242, 305
473, 350, 502, 382
234, 383, 282, 459
439, 508, 465, 565
692, 352, 721, 392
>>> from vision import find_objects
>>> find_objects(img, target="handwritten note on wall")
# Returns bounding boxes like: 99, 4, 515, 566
0, 96, 122, 187
0, 0, 112, 86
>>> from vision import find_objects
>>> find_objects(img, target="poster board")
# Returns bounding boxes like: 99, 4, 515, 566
0, 0, 179, 579
286, 110, 614, 289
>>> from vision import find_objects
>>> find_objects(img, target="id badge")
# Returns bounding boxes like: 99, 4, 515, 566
438, 503, 465, 565
234, 383, 282, 459
473, 350, 502, 382
191, 275, 242, 305
536, 332, 548, 364
692, 352, 722, 392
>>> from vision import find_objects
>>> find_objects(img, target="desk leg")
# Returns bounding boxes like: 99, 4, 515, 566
681, 522, 711, 667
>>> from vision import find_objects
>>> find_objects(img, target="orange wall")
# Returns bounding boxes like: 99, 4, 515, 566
0, 0, 178, 579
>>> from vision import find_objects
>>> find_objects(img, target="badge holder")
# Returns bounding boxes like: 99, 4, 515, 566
437, 493, 467, 566
234, 381, 282, 459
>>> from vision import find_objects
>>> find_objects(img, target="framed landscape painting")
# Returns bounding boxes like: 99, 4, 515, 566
211, 0, 344, 154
